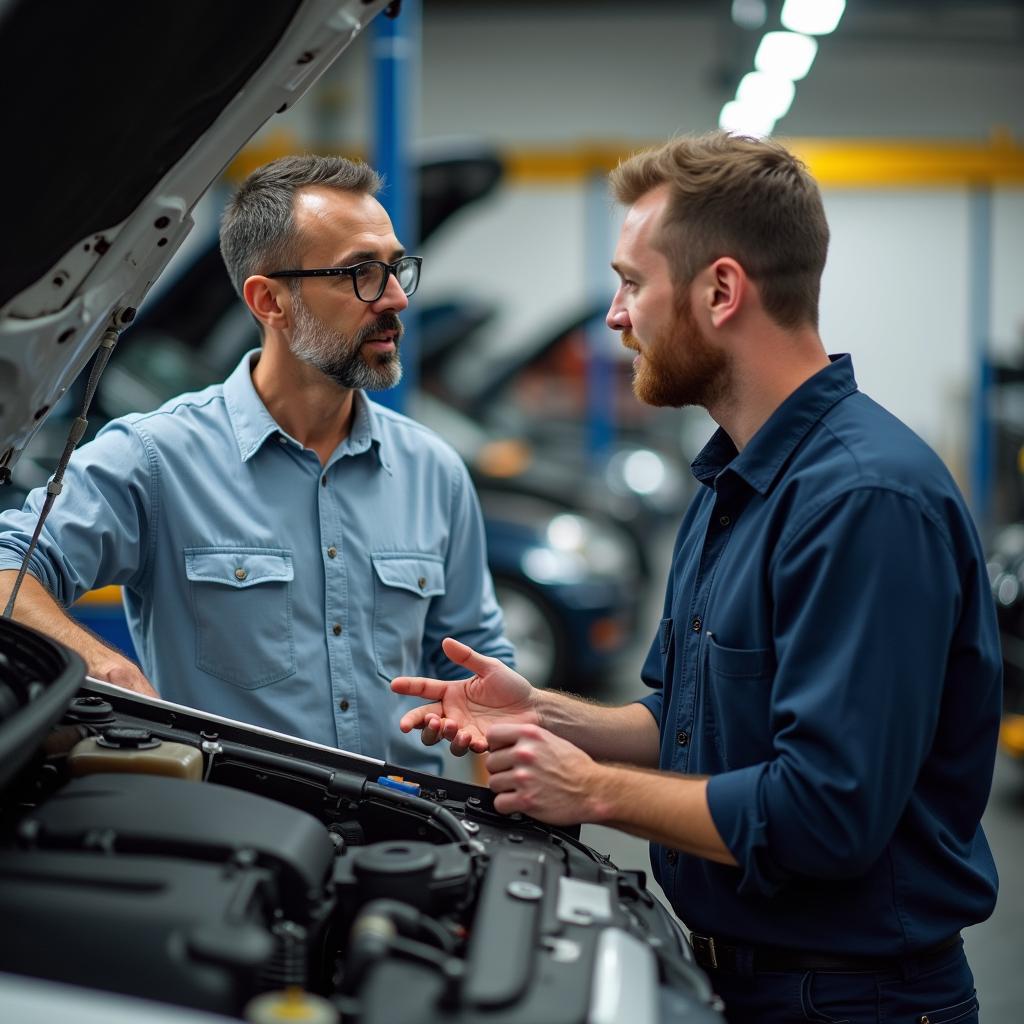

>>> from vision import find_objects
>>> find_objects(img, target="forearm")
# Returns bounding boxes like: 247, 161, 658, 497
536, 690, 660, 767
1, 569, 128, 675
588, 762, 736, 866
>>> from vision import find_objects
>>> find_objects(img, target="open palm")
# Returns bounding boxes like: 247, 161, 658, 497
391, 637, 540, 755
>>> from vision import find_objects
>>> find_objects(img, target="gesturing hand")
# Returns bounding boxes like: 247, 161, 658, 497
486, 723, 600, 825
391, 637, 540, 756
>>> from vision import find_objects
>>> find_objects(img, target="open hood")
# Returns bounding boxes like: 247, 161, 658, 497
0, 0, 393, 478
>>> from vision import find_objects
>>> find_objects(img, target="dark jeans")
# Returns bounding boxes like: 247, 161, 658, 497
709, 941, 979, 1024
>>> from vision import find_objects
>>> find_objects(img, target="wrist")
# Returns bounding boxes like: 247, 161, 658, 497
583, 762, 623, 825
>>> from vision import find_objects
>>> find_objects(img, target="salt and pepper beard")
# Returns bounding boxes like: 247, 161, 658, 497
289, 292, 403, 392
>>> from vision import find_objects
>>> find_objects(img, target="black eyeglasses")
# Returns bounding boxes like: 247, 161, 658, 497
267, 256, 422, 303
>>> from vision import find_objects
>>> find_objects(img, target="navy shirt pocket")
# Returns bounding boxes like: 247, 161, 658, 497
704, 631, 775, 769
372, 553, 445, 682
184, 547, 296, 689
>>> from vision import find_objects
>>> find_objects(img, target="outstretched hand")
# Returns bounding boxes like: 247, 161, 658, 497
391, 637, 540, 756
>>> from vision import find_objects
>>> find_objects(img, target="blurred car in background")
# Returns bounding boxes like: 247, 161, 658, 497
985, 522, 1024, 761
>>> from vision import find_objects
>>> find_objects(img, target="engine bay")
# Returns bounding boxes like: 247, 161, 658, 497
0, 616, 721, 1023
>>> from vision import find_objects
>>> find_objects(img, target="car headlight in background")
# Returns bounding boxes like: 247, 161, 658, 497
522, 512, 634, 585
604, 446, 685, 513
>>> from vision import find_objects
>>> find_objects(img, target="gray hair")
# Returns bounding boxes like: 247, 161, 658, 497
219, 154, 384, 299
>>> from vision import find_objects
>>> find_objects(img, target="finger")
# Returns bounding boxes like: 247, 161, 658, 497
450, 728, 476, 758
390, 676, 456, 700
487, 767, 520, 793
492, 792, 524, 816
398, 703, 443, 733
440, 719, 461, 741
485, 748, 516, 775
440, 637, 507, 677
420, 717, 443, 746
486, 722, 536, 749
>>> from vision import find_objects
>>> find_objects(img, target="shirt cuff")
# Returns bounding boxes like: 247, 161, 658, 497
635, 691, 663, 725
707, 764, 785, 897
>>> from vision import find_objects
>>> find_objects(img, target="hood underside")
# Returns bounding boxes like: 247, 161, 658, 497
0, 0, 392, 473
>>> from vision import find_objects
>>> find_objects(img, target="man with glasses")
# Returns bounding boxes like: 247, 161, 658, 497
0, 154, 514, 772
391, 133, 1000, 1021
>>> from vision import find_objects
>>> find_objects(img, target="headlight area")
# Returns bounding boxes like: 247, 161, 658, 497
536, 513, 637, 584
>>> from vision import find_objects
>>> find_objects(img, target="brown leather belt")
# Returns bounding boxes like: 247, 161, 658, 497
689, 932, 961, 975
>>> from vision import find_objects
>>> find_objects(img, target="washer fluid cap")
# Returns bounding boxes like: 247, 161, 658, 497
64, 695, 115, 723
96, 726, 161, 750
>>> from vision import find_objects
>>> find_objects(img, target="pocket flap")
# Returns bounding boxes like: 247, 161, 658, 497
372, 554, 445, 598
184, 548, 294, 588
707, 633, 774, 678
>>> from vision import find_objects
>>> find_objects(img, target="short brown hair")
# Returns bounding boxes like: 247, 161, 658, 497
609, 131, 829, 328
219, 154, 383, 299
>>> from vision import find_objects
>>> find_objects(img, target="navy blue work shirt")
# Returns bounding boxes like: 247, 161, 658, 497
638, 355, 1001, 956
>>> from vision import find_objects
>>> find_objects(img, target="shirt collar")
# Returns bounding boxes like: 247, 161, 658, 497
691, 353, 858, 495
222, 349, 388, 468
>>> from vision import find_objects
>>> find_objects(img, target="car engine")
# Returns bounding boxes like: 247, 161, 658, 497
0, 616, 722, 1023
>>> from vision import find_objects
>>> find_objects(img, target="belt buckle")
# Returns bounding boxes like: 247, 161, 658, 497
691, 933, 718, 969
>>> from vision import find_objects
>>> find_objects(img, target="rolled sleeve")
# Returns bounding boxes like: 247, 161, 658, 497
0, 420, 153, 604
707, 486, 960, 894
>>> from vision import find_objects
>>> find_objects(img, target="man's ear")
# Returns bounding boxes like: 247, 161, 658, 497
242, 276, 292, 333
705, 257, 747, 329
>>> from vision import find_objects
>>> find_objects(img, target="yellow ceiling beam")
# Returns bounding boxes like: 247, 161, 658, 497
505, 137, 1024, 187
227, 134, 1024, 188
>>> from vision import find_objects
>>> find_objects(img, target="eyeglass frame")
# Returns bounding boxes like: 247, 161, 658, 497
266, 255, 422, 303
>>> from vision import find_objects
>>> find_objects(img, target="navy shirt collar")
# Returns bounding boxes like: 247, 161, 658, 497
691, 354, 858, 495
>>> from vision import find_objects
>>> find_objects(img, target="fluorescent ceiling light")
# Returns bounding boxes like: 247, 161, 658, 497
754, 31, 818, 81
731, 0, 766, 29
719, 101, 776, 139
781, 0, 846, 35
736, 70, 796, 120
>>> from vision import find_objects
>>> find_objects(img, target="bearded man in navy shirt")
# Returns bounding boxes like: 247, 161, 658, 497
392, 131, 1001, 1024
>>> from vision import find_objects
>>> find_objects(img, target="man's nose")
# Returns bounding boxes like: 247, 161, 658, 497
606, 295, 629, 332
376, 272, 410, 313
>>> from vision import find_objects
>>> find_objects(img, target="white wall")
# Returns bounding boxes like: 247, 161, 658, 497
245, 2, 1024, 469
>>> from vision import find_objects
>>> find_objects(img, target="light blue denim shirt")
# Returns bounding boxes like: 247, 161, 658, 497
0, 350, 513, 772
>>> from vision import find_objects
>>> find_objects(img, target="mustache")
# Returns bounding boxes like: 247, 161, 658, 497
621, 330, 640, 353
356, 314, 404, 346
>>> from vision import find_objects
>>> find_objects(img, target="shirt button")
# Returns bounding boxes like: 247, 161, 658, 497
332, 623, 343, 636
278, 434, 287, 444
691, 617, 702, 633
327, 546, 337, 559
719, 514, 731, 527
338, 699, 349, 712
417, 577, 427, 590
321, 475, 327, 487
666, 850, 678, 865
234, 568, 247, 581
676, 730, 689, 746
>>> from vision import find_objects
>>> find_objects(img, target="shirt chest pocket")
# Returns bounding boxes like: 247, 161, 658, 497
372, 553, 445, 682
184, 547, 296, 689
703, 632, 775, 769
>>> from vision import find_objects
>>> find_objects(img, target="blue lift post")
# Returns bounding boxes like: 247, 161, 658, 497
969, 186, 993, 537
584, 168, 616, 466
371, 1, 420, 414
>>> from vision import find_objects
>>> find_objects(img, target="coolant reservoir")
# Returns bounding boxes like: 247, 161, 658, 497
244, 987, 338, 1024
68, 727, 202, 781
